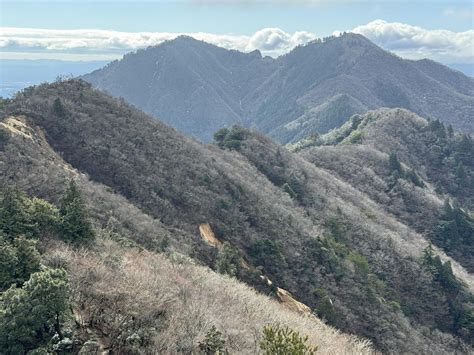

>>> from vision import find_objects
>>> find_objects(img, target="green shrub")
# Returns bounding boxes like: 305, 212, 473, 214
347, 251, 370, 276
213, 125, 249, 151
0, 268, 70, 353
248, 238, 287, 277
348, 130, 362, 144
313, 287, 337, 324
198, 325, 226, 354
260, 325, 317, 355
216, 242, 241, 277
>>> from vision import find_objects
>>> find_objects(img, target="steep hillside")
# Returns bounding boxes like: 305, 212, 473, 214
0, 106, 370, 355
2, 80, 473, 353
294, 109, 474, 271
83, 33, 474, 142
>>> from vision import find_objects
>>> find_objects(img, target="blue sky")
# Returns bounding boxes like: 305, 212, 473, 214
0, 0, 473, 63
2, 0, 472, 33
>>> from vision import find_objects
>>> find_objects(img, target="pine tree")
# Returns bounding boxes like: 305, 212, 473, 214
0, 239, 17, 291
52, 98, 66, 118
216, 242, 241, 277
59, 180, 94, 243
0, 268, 70, 353
0, 188, 33, 240
12, 236, 41, 286
388, 152, 402, 174
198, 325, 226, 354
0, 236, 41, 291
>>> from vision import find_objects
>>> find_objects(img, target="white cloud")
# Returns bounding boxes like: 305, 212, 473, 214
350, 19, 474, 63
0, 21, 472, 64
0, 27, 314, 59
246, 28, 316, 56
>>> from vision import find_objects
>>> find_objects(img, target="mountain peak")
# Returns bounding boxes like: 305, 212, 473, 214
328, 32, 382, 50
171, 34, 200, 43
83, 33, 474, 142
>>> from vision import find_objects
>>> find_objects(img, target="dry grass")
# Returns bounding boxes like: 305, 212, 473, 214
44, 237, 373, 354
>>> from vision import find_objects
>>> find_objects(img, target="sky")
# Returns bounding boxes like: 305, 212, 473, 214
0, 0, 473, 64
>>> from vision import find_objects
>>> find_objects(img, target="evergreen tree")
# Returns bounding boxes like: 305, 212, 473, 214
52, 98, 66, 118
0, 268, 70, 353
432, 200, 474, 252
0, 188, 33, 240
216, 242, 241, 277
59, 180, 94, 243
0, 236, 41, 291
198, 325, 226, 354
12, 236, 41, 287
388, 152, 402, 174
447, 125, 454, 137
0, 239, 17, 291
29, 197, 60, 236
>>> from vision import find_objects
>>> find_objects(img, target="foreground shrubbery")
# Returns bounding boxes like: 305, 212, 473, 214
260, 325, 318, 355
0, 183, 94, 354
0, 268, 70, 353
46, 237, 370, 354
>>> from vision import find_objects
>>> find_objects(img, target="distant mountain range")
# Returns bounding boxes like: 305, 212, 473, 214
83, 33, 474, 142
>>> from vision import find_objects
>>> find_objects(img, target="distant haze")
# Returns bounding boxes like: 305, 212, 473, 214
0, 60, 109, 97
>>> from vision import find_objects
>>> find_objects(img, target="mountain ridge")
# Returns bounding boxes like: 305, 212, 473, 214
2, 80, 473, 353
83, 33, 474, 142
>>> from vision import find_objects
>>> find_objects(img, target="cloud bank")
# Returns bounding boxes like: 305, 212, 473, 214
0, 27, 316, 60
0, 20, 472, 64
350, 20, 473, 64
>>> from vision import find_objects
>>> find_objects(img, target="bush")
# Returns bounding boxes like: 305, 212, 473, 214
0, 268, 70, 353
216, 242, 241, 277
313, 287, 337, 324
248, 238, 287, 278
198, 325, 226, 354
260, 325, 318, 355
0, 188, 61, 241
213, 126, 249, 151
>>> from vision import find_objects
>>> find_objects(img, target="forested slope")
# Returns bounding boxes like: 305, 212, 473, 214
1, 80, 473, 353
